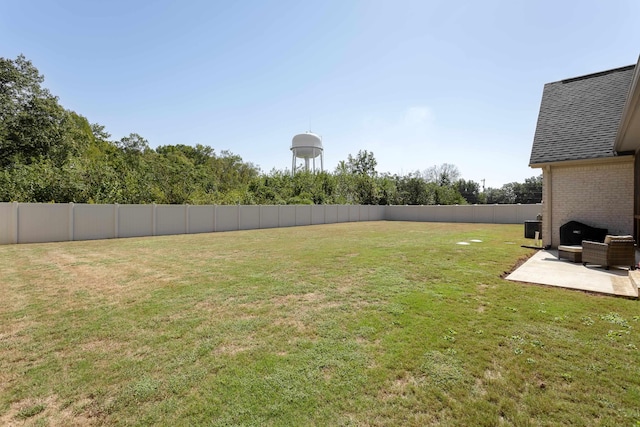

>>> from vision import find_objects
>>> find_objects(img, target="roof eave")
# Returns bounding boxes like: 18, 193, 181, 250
529, 154, 633, 169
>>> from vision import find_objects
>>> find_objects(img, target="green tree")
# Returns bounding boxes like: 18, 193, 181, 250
455, 179, 481, 204
483, 176, 541, 205
431, 183, 465, 205
424, 163, 461, 186
209, 150, 260, 195
347, 150, 378, 176
342, 151, 380, 204
516, 175, 542, 203
117, 133, 149, 154
333, 161, 356, 204
394, 172, 432, 205
376, 174, 398, 205
0, 55, 87, 167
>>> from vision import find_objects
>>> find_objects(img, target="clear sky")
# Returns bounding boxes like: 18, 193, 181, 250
2, 0, 638, 188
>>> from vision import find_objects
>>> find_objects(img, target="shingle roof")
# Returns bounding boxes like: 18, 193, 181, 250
529, 65, 636, 165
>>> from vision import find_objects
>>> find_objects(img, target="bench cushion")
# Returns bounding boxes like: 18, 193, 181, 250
558, 245, 582, 253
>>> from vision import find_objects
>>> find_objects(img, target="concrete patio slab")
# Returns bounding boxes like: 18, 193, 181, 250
506, 249, 639, 298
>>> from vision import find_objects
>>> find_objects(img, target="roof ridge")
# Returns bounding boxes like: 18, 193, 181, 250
561, 64, 635, 84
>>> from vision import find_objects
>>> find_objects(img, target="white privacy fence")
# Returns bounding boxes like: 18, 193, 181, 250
385, 204, 540, 224
0, 202, 541, 245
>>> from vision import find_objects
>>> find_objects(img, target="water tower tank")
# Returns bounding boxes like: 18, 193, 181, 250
290, 132, 323, 174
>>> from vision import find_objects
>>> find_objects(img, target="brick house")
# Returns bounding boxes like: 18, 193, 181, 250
529, 56, 640, 248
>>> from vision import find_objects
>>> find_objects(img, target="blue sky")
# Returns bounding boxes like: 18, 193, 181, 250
2, 0, 638, 188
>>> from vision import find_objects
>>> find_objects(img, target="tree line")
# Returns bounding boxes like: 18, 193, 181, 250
0, 55, 541, 205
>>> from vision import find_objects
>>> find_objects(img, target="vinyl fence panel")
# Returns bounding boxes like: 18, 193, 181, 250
0, 202, 543, 245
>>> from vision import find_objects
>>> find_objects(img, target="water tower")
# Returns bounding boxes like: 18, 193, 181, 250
290, 132, 323, 175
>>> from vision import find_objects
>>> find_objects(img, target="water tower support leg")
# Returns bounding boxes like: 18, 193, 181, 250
292, 152, 296, 176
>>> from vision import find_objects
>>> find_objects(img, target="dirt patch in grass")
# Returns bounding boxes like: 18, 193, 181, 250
483, 368, 503, 382
272, 317, 311, 334
0, 395, 98, 426
0, 372, 17, 396
378, 374, 423, 402
270, 292, 324, 305
4, 250, 126, 308
80, 339, 124, 354
213, 343, 253, 356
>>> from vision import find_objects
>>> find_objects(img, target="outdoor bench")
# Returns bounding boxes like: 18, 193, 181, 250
558, 245, 582, 263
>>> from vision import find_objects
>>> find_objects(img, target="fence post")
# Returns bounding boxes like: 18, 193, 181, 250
152, 203, 157, 236
11, 201, 18, 244
213, 205, 217, 232
114, 204, 119, 238
185, 204, 190, 234
69, 202, 74, 241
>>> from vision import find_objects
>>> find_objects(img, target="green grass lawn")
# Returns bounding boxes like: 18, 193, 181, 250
1, 221, 639, 426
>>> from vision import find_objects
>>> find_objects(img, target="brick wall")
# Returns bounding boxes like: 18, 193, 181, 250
541, 168, 552, 246
542, 158, 634, 247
